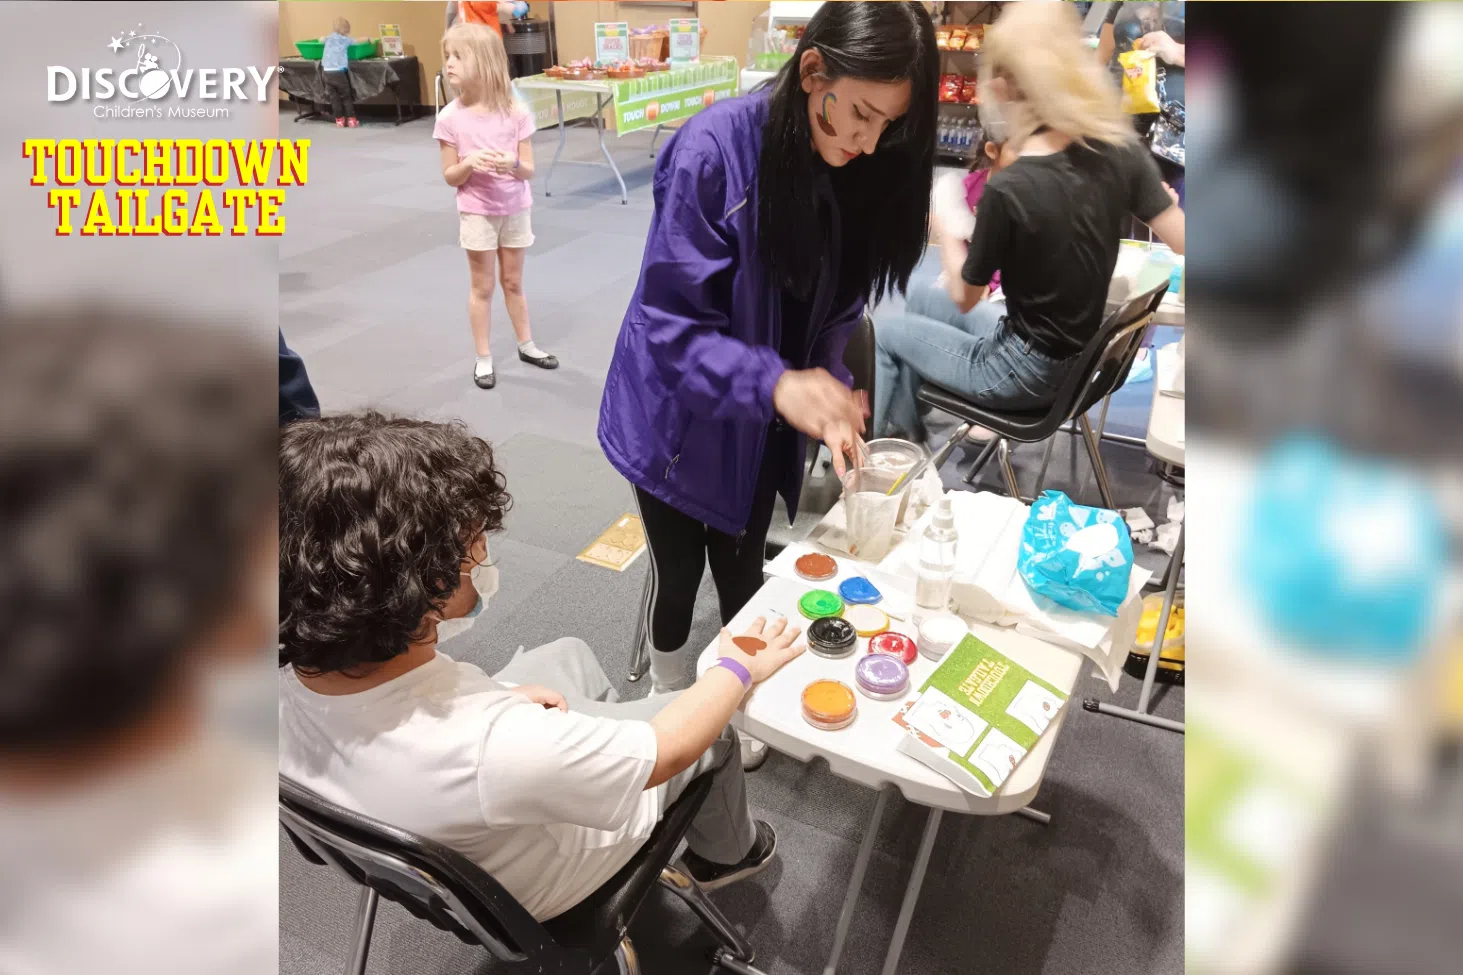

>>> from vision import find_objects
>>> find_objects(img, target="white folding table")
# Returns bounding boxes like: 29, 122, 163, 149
695, 575, 1082, 975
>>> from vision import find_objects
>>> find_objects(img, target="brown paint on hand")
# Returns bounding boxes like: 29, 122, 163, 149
732, 636, 766, 655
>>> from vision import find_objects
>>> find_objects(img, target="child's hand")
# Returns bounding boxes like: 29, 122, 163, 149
466, 150, 498, 173
510, 684, 568, 712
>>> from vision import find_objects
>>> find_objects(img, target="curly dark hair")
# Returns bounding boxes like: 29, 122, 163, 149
279, 411, 511, 674
0, 308, 275, 751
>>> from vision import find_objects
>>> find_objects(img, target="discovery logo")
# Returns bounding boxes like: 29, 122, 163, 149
48, 24, 277, 118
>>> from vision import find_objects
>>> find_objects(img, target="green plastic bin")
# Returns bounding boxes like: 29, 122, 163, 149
294, 39, 379, 60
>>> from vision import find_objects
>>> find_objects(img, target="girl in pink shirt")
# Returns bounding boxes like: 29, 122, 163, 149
434, 23, 558, 389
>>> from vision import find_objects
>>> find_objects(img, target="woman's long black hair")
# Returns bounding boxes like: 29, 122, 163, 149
757, 1, 938, 306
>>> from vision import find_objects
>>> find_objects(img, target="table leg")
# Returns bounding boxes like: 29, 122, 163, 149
544, 90, 566, 198
880, 807, 943, 975
595, 93, 629, 205
823, 788, 890, 975
1084, 520, 1185, 733
1016, 806, 1052, 826
649, 123, 665, 157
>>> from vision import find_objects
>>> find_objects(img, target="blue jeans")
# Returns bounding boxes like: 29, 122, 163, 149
873, 282, 1073, 439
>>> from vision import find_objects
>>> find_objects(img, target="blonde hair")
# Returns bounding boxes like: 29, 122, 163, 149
979, 1, 1133, 148
333, 17, 350, 35
443, 22, 514, 114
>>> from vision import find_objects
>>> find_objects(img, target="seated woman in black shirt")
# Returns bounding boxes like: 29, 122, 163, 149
872, 0, 1183, 441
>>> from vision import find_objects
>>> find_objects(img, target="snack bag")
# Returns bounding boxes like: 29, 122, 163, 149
939, 74, 963, 103
1118, 49, 1161, 115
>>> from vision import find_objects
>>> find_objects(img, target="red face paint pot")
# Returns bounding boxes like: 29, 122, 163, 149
867, 631, 918, 666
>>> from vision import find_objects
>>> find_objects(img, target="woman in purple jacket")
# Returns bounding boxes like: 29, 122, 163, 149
598, 2, 939, 716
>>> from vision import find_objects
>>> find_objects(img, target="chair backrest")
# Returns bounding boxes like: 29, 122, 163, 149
1052, 279, 1170, 424
278, 776, 556, 964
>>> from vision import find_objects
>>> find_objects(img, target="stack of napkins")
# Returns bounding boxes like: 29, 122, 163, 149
894, 492, 1149, 692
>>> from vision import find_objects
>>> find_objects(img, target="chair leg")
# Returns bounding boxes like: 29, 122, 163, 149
1031, 436, 1057, 500
997, 439, 1021, 500
627, 573, 651, 682
961, 435, 1001, 486
615, 936, 642, 975
1079, 415, 1117, 510
346, 887, 378, 975
659, 863, 756, 964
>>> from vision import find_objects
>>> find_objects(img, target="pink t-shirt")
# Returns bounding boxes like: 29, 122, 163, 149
433, 100, 534, 216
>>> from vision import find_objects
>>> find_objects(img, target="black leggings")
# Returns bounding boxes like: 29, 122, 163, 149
325, 70, 355, 119
634, 434, 787, 654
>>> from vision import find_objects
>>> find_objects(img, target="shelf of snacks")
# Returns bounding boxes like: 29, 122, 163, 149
935, 23, 985, 54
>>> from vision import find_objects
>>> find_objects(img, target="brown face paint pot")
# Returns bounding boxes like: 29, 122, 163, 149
794, 552, 838, 582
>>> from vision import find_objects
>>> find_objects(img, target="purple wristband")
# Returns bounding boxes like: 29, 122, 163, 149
714, 657, 753, 688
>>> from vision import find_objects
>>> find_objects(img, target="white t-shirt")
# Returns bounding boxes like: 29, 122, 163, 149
278, 652, 661, 920
0, 738, 277, 975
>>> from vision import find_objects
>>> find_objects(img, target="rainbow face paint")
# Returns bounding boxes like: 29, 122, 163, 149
816, 92, 838, 138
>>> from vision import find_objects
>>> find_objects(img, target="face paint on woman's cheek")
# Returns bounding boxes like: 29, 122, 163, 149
816, 92, 838, 138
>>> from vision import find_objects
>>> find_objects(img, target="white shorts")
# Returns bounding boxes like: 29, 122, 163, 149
459, 211, 534, 251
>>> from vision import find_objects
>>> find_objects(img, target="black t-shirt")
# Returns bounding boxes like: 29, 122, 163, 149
961, 139, 1172, 358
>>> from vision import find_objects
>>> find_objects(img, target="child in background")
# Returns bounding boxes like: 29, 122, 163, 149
320, 17, 369, 127
434, 23, 558, 390
930, 136, 1017, 294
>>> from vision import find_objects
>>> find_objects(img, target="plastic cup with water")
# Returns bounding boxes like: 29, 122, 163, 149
841, 466, 903, 563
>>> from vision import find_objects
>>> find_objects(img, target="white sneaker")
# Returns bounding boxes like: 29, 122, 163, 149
647, 644, 694, 697
740, 736, 768, 771
964, 425, 996, 443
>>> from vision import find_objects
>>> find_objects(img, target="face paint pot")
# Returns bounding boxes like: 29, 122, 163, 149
854, 654, 910, 701
795, 552, 839, 583
842, 603, 890, 638
868, 630, 918, 665
801, 679, 857, 731
917, 613, 968, 662
838, 576, 883, 605
807, 616, 858, 659
799, 589, 844, 620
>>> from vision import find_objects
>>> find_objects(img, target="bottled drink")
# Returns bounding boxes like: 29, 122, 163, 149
915, 496, 959, 616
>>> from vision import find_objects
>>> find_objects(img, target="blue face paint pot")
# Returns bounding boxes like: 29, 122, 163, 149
839, 576, 882, 605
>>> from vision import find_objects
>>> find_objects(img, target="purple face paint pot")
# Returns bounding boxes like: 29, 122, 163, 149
854, 654, 910, 701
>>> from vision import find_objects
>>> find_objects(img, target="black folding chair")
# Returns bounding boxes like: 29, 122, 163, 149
280, 739, 766, 975
917, 281, 1171, 508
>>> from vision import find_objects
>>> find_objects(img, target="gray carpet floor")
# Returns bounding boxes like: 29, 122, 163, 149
280, 105, 1185, 975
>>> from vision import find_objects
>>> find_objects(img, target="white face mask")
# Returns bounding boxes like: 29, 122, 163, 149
435, 537, 500, 644
977, 83, 1010, 144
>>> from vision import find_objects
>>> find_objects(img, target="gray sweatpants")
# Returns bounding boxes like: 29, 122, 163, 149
492, 637, 757, 865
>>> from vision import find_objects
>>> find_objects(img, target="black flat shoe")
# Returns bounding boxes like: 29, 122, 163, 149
518, 350, 559, 370
681, 821, 777, 892
473, 368, 496, 389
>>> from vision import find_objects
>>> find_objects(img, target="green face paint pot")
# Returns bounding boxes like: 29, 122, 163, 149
799, 589, 844, 620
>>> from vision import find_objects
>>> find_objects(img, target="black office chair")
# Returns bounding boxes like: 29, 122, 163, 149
917, 281, 1170, 509
280, 739, 766, 975
628, 312, 876, 682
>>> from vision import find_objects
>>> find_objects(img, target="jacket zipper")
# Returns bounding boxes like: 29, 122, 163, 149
664, 454, 680, 480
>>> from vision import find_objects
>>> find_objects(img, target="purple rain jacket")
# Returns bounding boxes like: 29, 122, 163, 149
598, 92, 865, 537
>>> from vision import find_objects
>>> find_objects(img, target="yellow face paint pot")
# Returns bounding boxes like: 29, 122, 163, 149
842, 603, 889, 637
801, 679, 857, 731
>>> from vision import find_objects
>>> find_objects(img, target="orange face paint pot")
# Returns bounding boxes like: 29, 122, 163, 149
801, 679, 857, 731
